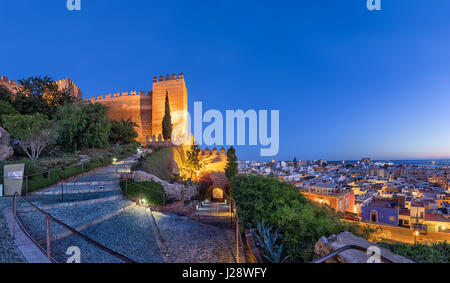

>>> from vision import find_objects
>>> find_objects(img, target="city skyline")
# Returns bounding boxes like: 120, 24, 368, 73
2, 1, 450, 161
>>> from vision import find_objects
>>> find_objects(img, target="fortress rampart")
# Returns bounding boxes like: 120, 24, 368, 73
88, 73, 188, 145
0, 75, 23, 93
55, 78, 83, 100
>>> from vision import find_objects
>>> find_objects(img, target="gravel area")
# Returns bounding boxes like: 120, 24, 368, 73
153, 212, 243, 263
51, 206, 164, 263
16, 199, 134, 243
0, 198, 27, 263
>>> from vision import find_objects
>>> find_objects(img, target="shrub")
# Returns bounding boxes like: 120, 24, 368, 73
84, 157, 102, 171
58, 165, 83, 180
231, 175, 354, 262
27, 172, 61, 193
380, 241, 450, 263
120, 180, 166, 206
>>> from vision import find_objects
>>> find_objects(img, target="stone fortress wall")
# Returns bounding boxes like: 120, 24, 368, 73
85, 91, 153, 144
0, 75, 23, 94
86, 73, 188, 145
55, 78, 83, 100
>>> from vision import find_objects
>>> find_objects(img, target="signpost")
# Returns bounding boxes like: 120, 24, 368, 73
4, 164, 25, 196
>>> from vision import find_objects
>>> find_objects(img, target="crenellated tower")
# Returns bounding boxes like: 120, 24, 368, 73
151, 73, 188, 141
87, 73, 188, 145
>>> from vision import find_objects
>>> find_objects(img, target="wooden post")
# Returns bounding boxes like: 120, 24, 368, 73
25, 176, 28, 196
13, 194, 16, 239
46, 214, 51, 261
236, 215, 239, 263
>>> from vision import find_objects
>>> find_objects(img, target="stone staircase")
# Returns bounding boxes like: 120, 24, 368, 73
13, 155, 242, 263
15, 155, 166, 263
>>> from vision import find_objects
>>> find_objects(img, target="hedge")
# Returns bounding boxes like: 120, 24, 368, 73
26, 172, 61, 193
120, 180, 166, 207
381, 241, 450, 263
58, 165, 83, 180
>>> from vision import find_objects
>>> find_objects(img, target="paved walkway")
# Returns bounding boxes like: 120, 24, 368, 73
0, 198, 27, 263
2, 154, 243, 263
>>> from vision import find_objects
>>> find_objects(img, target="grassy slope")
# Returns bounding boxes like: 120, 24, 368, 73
134, 147, 173, 181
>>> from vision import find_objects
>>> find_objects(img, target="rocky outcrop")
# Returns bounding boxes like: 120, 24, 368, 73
0, 127, 13, 161
132, 171, 197, 201
314, 232, 414, 263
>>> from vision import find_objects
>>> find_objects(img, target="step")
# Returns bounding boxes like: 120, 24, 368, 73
49, 206, 164, 263
18, 191, 124, 212
16, 199, 135, 245
32, 184, 121, 196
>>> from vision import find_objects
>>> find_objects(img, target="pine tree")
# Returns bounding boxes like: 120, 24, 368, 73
225, 146, 238, 181
162, 92, 172, 140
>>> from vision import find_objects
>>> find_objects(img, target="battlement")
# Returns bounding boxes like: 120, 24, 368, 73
56, 78, 77, 87
85, 90, 152, 102
153, 73, 184, 83
200, 147, 227, 157
0, 75, 23, 92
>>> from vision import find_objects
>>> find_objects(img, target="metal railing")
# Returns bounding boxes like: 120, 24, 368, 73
311, 244, 393, 263
12, 192, 135, 263
230, 199, 249, 263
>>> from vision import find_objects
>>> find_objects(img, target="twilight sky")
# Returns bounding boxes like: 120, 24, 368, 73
1, 0, 450, 161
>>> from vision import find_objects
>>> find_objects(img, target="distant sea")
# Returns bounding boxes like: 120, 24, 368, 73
333, 159, 450, 168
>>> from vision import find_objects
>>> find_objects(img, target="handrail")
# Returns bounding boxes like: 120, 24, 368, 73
231, 199, 249, 263
13, 193, 136, 263
311, 244, 393, 263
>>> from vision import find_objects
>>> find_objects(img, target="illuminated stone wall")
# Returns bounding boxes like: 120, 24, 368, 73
55, 78, 83, 100
152, 73, 188, 141
88, 73, 188, 145
0, 75, 22, 94
87, 91, 152, 144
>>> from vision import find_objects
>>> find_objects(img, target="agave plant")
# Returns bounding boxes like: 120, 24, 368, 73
252, 220, 289, 263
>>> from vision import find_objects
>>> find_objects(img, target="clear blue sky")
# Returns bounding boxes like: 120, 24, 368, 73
1, 0, 450, 161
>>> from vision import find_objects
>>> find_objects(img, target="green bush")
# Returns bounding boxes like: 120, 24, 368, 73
26, 172, 61, 193
58, 165, 83, 180
84, 157, 102, 171
231, 175, 355, 262
120, 180, 166, 206
380, 241, 450, 263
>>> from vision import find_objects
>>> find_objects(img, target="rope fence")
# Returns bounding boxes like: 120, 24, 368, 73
12, 192, 135, 263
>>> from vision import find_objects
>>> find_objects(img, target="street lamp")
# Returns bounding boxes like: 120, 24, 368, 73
414, 230, 419, 244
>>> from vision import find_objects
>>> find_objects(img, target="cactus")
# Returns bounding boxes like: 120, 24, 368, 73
252, 220, 289, 263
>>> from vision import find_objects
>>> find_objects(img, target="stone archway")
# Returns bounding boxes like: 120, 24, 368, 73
211, 188, 224, 202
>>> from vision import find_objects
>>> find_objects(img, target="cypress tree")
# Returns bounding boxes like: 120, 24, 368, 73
162, 91, 172, 140
225, 146, 238, 181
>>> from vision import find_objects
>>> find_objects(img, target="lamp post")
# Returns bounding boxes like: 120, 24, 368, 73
414, 230, 419, 245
